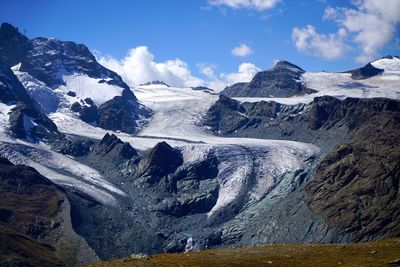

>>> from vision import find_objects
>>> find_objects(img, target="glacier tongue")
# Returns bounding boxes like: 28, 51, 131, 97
132, 84, 319, 214
0, 139, 126, 207
0, 81, 320, 214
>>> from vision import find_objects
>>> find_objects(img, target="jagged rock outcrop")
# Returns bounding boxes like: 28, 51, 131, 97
79, 103, 98, 123
0, 23, 29, 68
204, 94, 400, 148
204, 94, 249, 135
0, 60, 32, 104
136, 142, 183, 184
0, 59, 58, 140
0, 157, 98, 266
97, 93, 152, 134
345, 62, 384, 80
221, 61, 316, 97
51, 136, 94, 157
204, 94, 310, 141
159, 156, 220, 217
8, 103, 58, 139
93, 133, 138, 160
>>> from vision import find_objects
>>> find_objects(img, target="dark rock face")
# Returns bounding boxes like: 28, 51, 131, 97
0, 60, 58, 140
346, 62, 384, 80
307, 96, 342, 130
304, 104, 400, 241
79, 104, 98, 123
97, 93, 152, 134
221, 82, 249, 96
70, 102, 82, 112
0, 23, 29, 67
137, 142, 183, 184
8, 103, 58, 139
84, 98, 94, 105
0, 157, 64, 266
75, 133, 138, 176
204, 95, 249, 135
0, 60, 33, 105
204, 94, 400, 149
160, 157, 219, 217
51, 136, 94, 157
66, 90, 76, 97
97, 96, 140, 134
0, 157, 98, 266
204, 94, 312, 142
93, 133, 138, 160
191, 86, 215, 94
221, 61, 316, 97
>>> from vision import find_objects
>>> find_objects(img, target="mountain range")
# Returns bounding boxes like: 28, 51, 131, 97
0, 22, 399, 266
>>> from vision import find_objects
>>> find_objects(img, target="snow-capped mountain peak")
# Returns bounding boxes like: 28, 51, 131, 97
0, 23, 151, 134
371, 55, 400, 73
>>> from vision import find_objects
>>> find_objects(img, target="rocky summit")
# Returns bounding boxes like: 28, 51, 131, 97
221, 61, 316, 97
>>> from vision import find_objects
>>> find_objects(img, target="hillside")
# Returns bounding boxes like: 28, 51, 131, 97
85, 238, 400, 267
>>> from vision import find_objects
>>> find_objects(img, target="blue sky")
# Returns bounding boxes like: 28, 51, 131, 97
1, 0, 399, 89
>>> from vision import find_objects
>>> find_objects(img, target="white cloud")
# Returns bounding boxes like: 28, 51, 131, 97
98, 46, 260, 92
323, 0, 400, 63
208, 0, 280, 11
98, 46, 204, 88
231, 44, 254, 57
224, 62, 260, 84
207, 62, 261, 91
271, 58, 280, 66
294, 0, 400, 63
197, 63, 217, 79
292, 25, 348, 60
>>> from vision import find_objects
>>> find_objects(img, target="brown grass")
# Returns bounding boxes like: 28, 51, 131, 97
84, 238, 400, 267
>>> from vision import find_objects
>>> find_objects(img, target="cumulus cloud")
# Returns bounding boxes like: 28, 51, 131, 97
223, 62, 260, 84
292, 25, 348, 60
231, 44, 253, 57
197, 63, 217, 79
207, 62, 261, 91
98, 46, 204, 88
98, 46, 260, 92
293, 0, 400, 63
323, 0, 400, 63
208, 0, 280, 11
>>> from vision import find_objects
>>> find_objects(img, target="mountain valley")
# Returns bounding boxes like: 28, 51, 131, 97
0, 22, 399, 266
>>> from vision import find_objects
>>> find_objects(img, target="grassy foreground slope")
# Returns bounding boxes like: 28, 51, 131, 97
85, 238, 400, 267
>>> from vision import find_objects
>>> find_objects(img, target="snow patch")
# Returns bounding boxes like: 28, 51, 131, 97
57, 74, 124, 106
371, 57, 400, 74
13, 70, 60, 113
0, 103, 15, 133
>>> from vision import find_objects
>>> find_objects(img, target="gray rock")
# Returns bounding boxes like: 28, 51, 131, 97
345, 62, 384, 80
221, 61, 316, 97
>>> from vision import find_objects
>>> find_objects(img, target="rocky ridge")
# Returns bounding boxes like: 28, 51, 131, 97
0, 157, 98, 266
